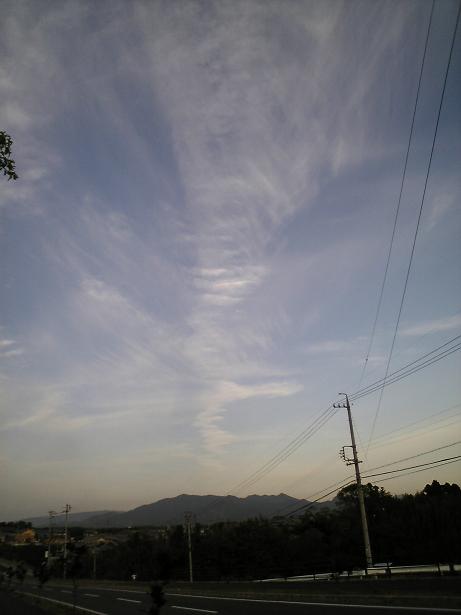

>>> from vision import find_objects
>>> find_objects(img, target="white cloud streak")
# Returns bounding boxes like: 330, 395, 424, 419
401, 314, 461, 337
1, 0, 459, 516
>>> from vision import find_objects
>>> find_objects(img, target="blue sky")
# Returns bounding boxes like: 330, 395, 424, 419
1, 0, 460, 520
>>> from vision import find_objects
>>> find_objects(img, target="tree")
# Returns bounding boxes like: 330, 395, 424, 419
422, 480, 461, 498
0, 131, 18, 180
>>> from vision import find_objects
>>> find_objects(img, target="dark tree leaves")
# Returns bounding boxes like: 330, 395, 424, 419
0, 131, 19, 180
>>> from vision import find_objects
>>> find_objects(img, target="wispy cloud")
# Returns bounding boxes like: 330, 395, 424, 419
0, 338, 23, 359
0, 389, 90, 432
0, 348, 23, 359
304, 339, 362, 355
127, 1, 415, 457
195, 380, 303, 459
401, 314, 461, 337
1, 0, 459, 516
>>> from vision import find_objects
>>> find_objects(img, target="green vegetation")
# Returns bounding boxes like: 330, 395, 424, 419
85, 481, 460, 581
0, 543, 46, 568
1, 481, 459, 584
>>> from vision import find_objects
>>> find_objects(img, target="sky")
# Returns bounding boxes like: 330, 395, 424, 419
0, 0, 460, 521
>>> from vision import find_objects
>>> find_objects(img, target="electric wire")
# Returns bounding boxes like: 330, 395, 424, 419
222, 339, 460, 515
279, 408, 461, 514
229, 407, 334, 493
197, 337, 460, 521
372, 457, 461, 484
284, 456, 461, 518
367, 402, 461, 448
370, 416, 461, 452
286, 481, 356, 518
363, 441, 461, 473
179, 5, 460, 523
230, 406, 338, 494
274, 474, 355, 517
280, 442, 461, 517
193, 405, 338, 520
363, 455, 461, 479
351, 343, 461, 403
366, 3, 461, 453
356, 317, 460, 395
350, 335, 460, 400
354, 344, 461, 401
357, 0, 435, 392
227, 5, 461, 517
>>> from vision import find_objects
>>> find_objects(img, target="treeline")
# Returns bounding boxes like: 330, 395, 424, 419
2, 481, 460, 582
0, 543, 45, 568
88, 481, 460, 581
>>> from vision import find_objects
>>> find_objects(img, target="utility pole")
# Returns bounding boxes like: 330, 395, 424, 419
184, 512, 194, 583
334, 394, 373, 570
47, 511, 57, 568
63, 504, 71, 579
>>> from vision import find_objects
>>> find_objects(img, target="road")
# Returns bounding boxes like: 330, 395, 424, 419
16, 582, 461, 615
0, 590, 50, 615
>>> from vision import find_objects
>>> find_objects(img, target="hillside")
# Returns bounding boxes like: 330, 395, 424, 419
80, 493, 330, 527
24, 510, 118, 528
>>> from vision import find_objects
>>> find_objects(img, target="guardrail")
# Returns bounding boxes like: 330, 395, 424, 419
256, 563, 460, 582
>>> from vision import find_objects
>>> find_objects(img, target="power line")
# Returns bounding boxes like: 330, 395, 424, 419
230, 406, 338, 495
193, 406, 338, 521
363, 441, 461, 473
356, 316, 461, 395
281, 442, 461, 517
369, 415, 461, 453
235, 338, 460, 505
273, 414, 461, 515
357, 344, 461, 400
352, 343, 461, 402
275, 474, 355, 517
362, 455, 461, 479
279, 411, 460, 511
285, 480, 356, 518
282, 402, 461, 500
229, 407, 333, 493
196, 337, 460, 522
371, 457, 461, 484
357, 0, 436, 392
367, 402, 461, 448
284, 457, 461, 518
220, 338, 460, 512
351, 334, 460, 400
366, 3, 461, 453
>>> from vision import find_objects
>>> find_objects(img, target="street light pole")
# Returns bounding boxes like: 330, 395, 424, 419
184, 512, 194, 583
334, 394, 373, 570
47, 511, 57, 568
63, 504, 71, 579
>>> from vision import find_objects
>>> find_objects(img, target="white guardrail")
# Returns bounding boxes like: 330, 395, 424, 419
257, 563, 461, 582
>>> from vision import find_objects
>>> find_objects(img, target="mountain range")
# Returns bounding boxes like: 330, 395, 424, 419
26, 494, 333, 528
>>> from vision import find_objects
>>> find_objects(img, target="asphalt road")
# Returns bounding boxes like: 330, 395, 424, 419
15, 583, 461, 615
0, 590, 50, 615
